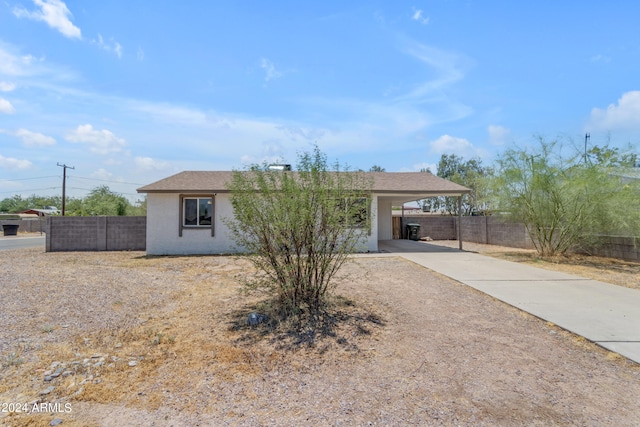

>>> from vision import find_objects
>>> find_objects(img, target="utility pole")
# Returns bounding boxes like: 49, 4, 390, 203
57, 163, 75, 216
584, 133, 590, 164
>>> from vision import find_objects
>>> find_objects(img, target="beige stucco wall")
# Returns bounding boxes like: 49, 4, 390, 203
146, 193, 379, 255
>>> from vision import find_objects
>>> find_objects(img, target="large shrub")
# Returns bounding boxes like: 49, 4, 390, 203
226, 147, 372, 315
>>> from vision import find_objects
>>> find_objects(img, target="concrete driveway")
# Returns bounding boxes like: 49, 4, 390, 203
377, 239, 640, 364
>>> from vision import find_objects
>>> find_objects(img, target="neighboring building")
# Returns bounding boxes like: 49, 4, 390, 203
137, 171, 470, 255
18, 206, 60, 216
613, 167, 640, 185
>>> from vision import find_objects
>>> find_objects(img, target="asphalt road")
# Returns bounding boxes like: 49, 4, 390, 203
0, 235, 46, 251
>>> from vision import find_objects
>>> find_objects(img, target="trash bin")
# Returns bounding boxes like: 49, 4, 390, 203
406, 223, 420, 241
2, 224, 19, 236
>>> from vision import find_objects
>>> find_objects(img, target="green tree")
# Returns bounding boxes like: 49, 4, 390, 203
489, 137, 640, 256
129, 197, 147, 216
0, 188, 142, 216
63, 197, 84, 216
225, 147, 373, 316
369, 165, 386, 172
81, 186, 131, 216
586, 145, 638, 167
422, 154, 489, 215
0, 194, 64, 213
0, 195, 27, 213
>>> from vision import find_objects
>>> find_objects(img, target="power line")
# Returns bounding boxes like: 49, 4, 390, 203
0, 175, 60, 182
68, 187, 97, 192
0, 187, 60, 195
69, 187, 141, 197
68, 175, 144, 186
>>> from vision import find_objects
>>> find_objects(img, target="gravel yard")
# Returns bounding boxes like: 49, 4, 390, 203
1, 247, 639, 426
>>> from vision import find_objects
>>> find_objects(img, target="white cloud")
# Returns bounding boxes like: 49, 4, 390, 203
394, 40, 470, 120
588, 91, 640, 132
0, 82, 16, 92
277, 125, 326, 142
412, 162, 436, 173
260, 58, 283, 82
411, 9, 430, 25
429, 134, 473, 154
134, 157, 170, 171
0, 154, 32, 170
92, 34, 123, 58
0, 98, 15, 114
65, 124, 126, 155
0, 42, 74, 82
428, 134, 489, 160
137, 47, 144, 61
16, 128, 57, 147
90, 168, 113, 180
590, 54, 611, 63
487, 125, 511, 146
0, 47, 32, 76
13, 0, 81, 39
240, 151, 284, 167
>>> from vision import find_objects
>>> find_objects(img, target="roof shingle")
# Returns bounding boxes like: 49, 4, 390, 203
137, 171, 470, 196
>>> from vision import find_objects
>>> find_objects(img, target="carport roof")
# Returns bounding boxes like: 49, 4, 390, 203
137, 171, 470, 197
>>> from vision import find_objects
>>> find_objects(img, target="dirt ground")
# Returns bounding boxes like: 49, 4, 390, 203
1, 245, 640, 426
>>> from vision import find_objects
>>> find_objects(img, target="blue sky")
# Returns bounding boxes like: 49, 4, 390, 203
1, 1, 639, 202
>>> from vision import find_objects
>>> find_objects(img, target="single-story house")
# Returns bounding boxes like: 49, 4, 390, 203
137, 171, 470, 255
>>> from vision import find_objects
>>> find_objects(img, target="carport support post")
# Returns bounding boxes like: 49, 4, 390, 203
458, 196, 463, 250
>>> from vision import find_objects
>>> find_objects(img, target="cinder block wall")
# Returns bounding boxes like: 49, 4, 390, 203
19, 219, 47, 233
403, 215, 638, 261
485, 217, 535, 249
403, 215, 535, 249
400, 216, 455, 240
460, 216, 488, 244
1, 218, 52, 233
46, 216, 146, 252
105, 216, 147, 251
586, 236, 639, 262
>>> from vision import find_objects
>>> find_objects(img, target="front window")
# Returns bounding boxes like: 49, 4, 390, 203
338, 196, 369, 227
184, 197, 212, 226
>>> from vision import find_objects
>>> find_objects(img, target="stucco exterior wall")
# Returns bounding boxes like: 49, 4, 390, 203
377, 197, 393, 241
146, 192, 380, 255
146, 193, 237, 255
363, 196, 378, 252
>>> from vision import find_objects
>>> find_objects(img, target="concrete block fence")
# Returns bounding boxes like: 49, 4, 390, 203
401, 215, 638, 262
46, 216, 146, 252
588, 235, 640, 262
1, 218, 47, 233
400, 215, 535, 249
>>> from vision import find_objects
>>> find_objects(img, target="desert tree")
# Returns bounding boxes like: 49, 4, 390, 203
489, 137, 640, 256
225, 147, 373, 316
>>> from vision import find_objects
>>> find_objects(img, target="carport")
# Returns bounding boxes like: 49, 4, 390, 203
369, 172, 471, 250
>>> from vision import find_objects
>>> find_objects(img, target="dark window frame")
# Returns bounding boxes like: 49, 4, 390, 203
179, 194, 215, 237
